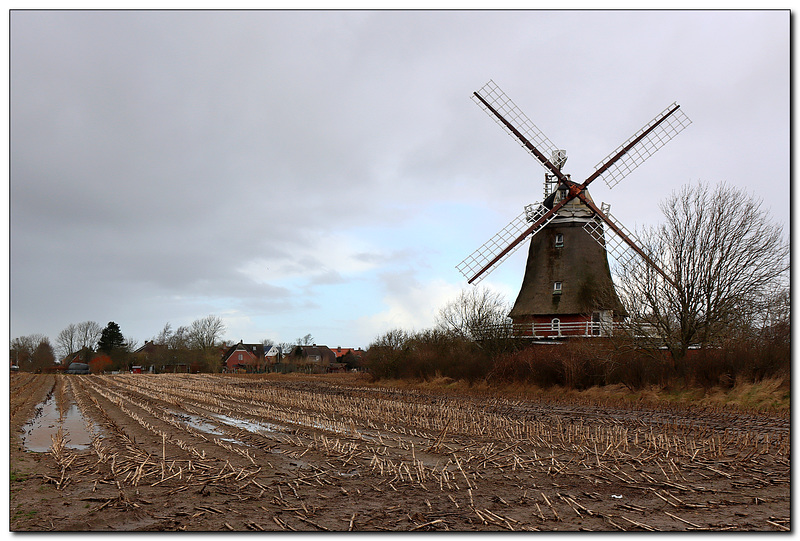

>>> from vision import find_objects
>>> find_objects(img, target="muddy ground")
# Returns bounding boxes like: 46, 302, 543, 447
9, 372, 790, 531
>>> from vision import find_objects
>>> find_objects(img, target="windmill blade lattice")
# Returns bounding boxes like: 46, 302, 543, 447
593, 102, 692, 189
472, 80, 564, 173
457, 203, 555, 284
583, 213, 648, 271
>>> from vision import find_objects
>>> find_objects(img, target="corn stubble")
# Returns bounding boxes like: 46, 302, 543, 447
14, 373, 790, 532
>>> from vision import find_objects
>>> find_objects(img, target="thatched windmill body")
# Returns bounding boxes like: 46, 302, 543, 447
457, 81, 691, 338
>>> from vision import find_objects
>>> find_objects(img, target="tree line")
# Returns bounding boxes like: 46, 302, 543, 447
11, 316, 225, 373
10, 313, 322, 374
10, 315, 225, 372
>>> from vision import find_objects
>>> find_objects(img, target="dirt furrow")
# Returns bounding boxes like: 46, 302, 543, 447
10, 374, 790, 532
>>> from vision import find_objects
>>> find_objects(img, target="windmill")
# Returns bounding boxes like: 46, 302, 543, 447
457, 80, 691, 338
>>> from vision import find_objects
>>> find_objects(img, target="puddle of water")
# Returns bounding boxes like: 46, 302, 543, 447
167, 411, 252, 446
211, 413, 288, 435
21, 394, 99, 453
219, 437, 248, 446
176, 413, 224, 435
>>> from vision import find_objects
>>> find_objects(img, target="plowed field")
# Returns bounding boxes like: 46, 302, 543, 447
9, 373, 790, 531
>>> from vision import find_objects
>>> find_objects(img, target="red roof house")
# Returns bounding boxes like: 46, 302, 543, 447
223, 342, 265, 372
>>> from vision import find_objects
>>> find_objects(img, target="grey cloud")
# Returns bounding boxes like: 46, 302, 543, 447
10, 10, 789, 346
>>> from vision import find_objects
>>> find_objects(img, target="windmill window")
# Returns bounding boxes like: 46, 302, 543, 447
238, 354, 243, 361
555, 234, 564, 248
553, 282, 562, 294
551, 318, 561, 334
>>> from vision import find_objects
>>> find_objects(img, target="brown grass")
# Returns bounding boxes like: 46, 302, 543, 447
270, 372, 789, 414
697, 377, 790, 412
216, 370, 789, 414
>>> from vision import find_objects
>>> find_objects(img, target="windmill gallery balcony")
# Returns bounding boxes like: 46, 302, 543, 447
515, 319, 619, 339
478, 319, 660, 340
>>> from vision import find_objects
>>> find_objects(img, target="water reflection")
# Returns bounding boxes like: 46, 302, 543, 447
21, 393, 99, 453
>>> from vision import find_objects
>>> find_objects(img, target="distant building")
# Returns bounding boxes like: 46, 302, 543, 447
331, 346, 365, 371
133, 341, 191, 373
286, 344, 336, 373
264, 345, 282, 365
222, 341, 266, 373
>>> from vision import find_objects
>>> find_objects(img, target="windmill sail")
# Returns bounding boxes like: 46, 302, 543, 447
472, 80, 564, 176
456, 203, 555, 284
583, 212, 645, 271
593, 103, 692, 189
581, 206, 675, 287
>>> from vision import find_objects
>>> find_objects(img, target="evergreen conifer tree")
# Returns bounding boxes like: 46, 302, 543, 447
98, 321, 126, 354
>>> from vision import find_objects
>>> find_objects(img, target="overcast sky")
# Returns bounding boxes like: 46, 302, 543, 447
10, 9, 790, 350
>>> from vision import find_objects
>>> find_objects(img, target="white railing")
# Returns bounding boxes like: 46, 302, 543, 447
521, 320, 618, 338
475, 321, 662, 340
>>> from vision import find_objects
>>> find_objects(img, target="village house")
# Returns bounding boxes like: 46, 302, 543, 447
330, 346, 365, 371
285, 344, 337, 374
265, 344, 282, 365
133, 340, 197, 373
331, 346, 365, 360
61, 351, 84, 366
133, 341, 166, 368
128, 340, 364, 374
222, 341, 266, 373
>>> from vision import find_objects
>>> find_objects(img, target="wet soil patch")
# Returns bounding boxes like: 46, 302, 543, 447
9, 374, 790, 532
21, 391, 99, 453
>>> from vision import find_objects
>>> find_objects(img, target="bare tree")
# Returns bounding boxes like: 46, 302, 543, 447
75, 321, 103, 351
10, 334, 49, 370
154, 322, 173, 345
173, 325, 190, 348
187, 315, 226, 351
56, 323, 79, 359
154, 322, 190, 351
758, 287, 790, 335
435, 286, 511, 341
364, 328, 410, 379
616, 182, 789, 359
54, 321, 102, 363
186, 315, 227, 371
147, 322, 192, 371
